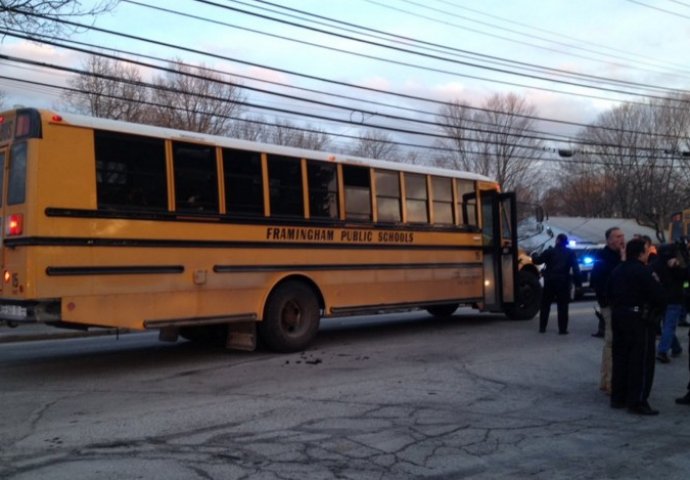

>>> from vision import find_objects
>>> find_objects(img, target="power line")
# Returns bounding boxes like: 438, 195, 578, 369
5, 48, 686, 156
2, 58, 686, 168
378, 0, 690, 78
4, 6, 688, 152
7, 3, 684, 144
626, 0, 690, 19
241, 0, 690, 87
181, 0, 687, 100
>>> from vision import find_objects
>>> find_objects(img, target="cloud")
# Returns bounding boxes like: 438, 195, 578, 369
0, 40, 87, 108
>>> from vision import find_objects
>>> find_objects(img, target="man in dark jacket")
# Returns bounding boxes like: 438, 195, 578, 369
608, 238, 667, 415
650, 243, 688, 363
590, 226, 625, 394
533, 233, 581, 334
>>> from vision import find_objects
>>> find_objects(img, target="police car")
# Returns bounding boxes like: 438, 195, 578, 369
569, 242, 604, 300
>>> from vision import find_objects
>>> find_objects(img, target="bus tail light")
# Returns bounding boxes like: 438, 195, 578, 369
6, 214, 23, 236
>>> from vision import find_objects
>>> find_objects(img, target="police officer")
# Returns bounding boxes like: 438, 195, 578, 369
608, 238, 667, 415
591, 227, 625, 337
590, 227, 625, 394
533, 233, 581, 334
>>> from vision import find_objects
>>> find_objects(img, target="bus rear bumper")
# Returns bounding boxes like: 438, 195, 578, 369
0, 300, 61, 324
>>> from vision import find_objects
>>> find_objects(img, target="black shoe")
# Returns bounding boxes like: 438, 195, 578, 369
675, 393, 690, 405
678, 320, 690, 327
656, 353, 670, 363
558, 331, 569, 335
610, 400, 625, 409
671, 349, 683, 358
591, 331, 604, 338
539, 329, 546, 333
628, 403, 659, 415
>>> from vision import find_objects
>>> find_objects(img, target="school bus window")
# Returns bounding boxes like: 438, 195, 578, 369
343, 165, 372, 221
431, 176, 453, 225
7, 142, 27, 205
405, 173, 428, 223
95, 131, 167, 211
307, 160, 338, 220
456, 179, 477, 226
222, 148, 263, 216
375, 170, 401, 223
267, 155, 304, 217
173, 142, 218, 213
501, 201, 512, 241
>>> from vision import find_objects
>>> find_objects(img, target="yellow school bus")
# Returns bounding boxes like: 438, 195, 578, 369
0, 108, 541, 352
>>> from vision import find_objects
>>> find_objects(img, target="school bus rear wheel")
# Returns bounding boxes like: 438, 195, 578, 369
259, 281, 321, 353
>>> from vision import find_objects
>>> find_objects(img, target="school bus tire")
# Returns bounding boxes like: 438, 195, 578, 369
259, 281, 321, 353
425, 304, 459, 317
505, 270, 542, 321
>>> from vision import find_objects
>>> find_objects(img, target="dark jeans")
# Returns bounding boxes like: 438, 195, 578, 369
611, 308, 656, 406
539, 278, 570, 333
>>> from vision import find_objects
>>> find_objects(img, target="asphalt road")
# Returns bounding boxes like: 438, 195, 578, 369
1, 300, 689, 479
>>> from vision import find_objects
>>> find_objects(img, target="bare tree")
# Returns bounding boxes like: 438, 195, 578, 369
0, 89, 6, 110
435, 99, 473, 169
229, 115, 272, 142
61, 54, 148, 122
476, 94, 544, 191
542, 166, 613, 217
351, 129, 399, 160
436, 93, 544, 193
0, 1, 119, 36
148, 60, 245, 136
229, 116, 331, 150
553, 95, 690, 241
265, 119, 331, 150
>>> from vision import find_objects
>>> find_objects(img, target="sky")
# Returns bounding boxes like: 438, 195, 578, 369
2, 0, 690, 153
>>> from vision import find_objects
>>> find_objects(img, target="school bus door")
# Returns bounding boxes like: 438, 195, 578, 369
479, 190, 517, 313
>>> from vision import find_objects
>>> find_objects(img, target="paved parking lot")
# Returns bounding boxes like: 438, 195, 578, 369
1, 301, 689, 479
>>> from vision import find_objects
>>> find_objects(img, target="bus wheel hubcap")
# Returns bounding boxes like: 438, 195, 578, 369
281, 300, 302, 333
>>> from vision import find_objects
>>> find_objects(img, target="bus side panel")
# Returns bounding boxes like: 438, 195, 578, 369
36, 123, 97, 211
60, 289, 266, 329
26, 242, 482, 329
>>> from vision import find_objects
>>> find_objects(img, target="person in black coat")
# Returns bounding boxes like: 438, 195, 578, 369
533, 233, 581, 334
650, 243, 688, 363
608, 238, 667, 415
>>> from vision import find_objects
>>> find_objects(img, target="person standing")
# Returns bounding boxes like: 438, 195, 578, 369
590, 227, 625, 394
650, 244, 687, 363
533, 233, 581, 334
608, 238, 666, 415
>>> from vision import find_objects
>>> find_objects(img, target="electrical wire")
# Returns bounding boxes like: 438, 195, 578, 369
4, 8, 689, 145
3, 4, 690, 158
2, 59, 686, 168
